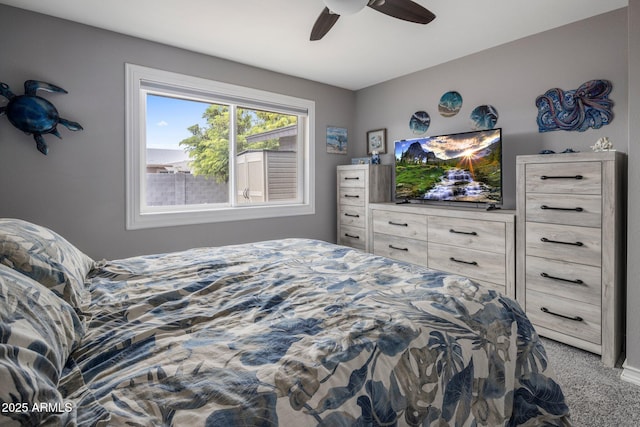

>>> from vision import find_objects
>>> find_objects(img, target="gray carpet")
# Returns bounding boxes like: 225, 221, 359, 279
541, 338, 640, 426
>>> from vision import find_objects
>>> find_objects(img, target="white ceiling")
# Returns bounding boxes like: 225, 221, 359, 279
0, 0, 628, 90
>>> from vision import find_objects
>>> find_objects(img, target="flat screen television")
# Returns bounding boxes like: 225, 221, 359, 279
394, 128, 502, 205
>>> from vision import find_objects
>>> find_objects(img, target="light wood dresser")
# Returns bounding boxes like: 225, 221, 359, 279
336, 165, 391, 251
368, 203, 516, 297
516, 152, 626, 367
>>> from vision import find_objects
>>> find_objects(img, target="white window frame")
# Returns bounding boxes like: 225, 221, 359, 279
125, 64, 315, 230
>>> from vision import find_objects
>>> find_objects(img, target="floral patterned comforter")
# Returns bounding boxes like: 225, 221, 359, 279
73, 238, 570, 426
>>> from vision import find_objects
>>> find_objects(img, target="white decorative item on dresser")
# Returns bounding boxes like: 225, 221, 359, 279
516, 152, 626, 367
368, 203, 516, 297
336, 164, 391, 251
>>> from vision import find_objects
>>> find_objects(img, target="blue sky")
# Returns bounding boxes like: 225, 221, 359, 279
146, 94, 210, 149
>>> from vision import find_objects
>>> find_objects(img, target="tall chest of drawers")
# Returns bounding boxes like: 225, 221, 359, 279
336, 165, 391, 251
516, 152, 626, 367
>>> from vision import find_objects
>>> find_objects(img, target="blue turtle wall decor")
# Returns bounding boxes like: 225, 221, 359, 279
0, 80, 83, 155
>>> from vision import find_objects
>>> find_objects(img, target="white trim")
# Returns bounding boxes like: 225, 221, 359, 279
125, 63, 315, 230
621, 361, 640, 386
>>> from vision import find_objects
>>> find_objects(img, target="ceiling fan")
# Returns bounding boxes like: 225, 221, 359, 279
310, 0, 436, 41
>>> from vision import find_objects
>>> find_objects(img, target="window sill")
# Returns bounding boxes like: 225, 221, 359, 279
126, 202, 315, 230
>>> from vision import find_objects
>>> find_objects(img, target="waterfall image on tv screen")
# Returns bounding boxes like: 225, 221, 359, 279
394, 128, 502, 204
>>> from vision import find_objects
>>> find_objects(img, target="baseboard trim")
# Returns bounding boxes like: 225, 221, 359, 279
621, 361, 640, 386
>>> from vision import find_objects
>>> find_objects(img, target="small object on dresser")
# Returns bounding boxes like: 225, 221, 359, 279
562, 148, 578, 153
591, 136, 614, 152
539, 149, 555, 154
351, 157, 371, 165
371, 151, 380, 164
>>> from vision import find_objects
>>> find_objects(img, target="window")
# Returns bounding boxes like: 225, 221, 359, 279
125, 64, 315, 229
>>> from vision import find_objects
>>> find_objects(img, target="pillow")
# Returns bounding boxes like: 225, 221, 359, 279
0, 264, 84, 426
0, 218, 94, 312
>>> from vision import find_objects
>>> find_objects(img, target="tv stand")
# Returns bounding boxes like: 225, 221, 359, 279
368, 203, 516, 297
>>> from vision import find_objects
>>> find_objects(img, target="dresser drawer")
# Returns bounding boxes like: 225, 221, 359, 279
525, 161, 601, 194
428, 242, 505, 286
525, 255, 601, 306
338, 225, 366, 250
526, 193, 601, 227
428, 216, 505, 253
526, 289, 601, 345
373, 233, 426, 265
337, 169, 366, 188
339, 205, 365, 228
339, 188, 365, 207
372, 209, 427, 240
526, 222, 601, 266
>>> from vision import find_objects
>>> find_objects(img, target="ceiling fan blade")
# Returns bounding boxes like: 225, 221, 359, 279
368, 0, 435, 24
310, 7, 341, 41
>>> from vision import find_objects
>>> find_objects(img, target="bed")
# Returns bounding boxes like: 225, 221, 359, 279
0, 218, 571, 426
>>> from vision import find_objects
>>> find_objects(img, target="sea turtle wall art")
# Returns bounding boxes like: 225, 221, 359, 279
0, 80, 83, 155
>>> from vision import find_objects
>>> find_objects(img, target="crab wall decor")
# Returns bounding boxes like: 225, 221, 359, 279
0, 80, 83, 155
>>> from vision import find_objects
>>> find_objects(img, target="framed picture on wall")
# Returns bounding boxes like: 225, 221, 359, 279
326, 126, 348, 154
367, 128, 387, 154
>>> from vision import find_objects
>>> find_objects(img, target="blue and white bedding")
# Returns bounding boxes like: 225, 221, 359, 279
0, 219, 572, 426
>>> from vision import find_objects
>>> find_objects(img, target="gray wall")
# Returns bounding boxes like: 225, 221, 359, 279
0, 5, 355, 260
354, 7, 639, 374
354, 9, 628, 210
626, 0, 640, 378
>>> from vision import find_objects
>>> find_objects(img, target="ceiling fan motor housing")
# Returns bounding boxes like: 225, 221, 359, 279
323, 0, 369, 15
312, 0, 434, 41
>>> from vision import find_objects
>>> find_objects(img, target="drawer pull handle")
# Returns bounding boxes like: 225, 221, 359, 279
540, 307, 583, 322
344, 177, 360, 180
450, 257, 478, 266
540, 237, 584, 247
344, 213, 360, 218
540, 175, 583, 180
449, 228, 478, 236
388, 221, 408, 227
344, 233, 360, 239
540, 205, 584, 212
344, 194, 360, 198
389, 244, 409, 251
540, 272, 585, 285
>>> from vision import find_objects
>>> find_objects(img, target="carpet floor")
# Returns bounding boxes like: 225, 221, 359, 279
541, 338, 640, 427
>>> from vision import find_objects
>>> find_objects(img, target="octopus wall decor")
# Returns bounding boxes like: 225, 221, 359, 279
535, 79, 613, 132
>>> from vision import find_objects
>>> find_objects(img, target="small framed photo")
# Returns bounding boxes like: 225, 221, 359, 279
326, 126, 348, 154
367, 128, 387, 154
